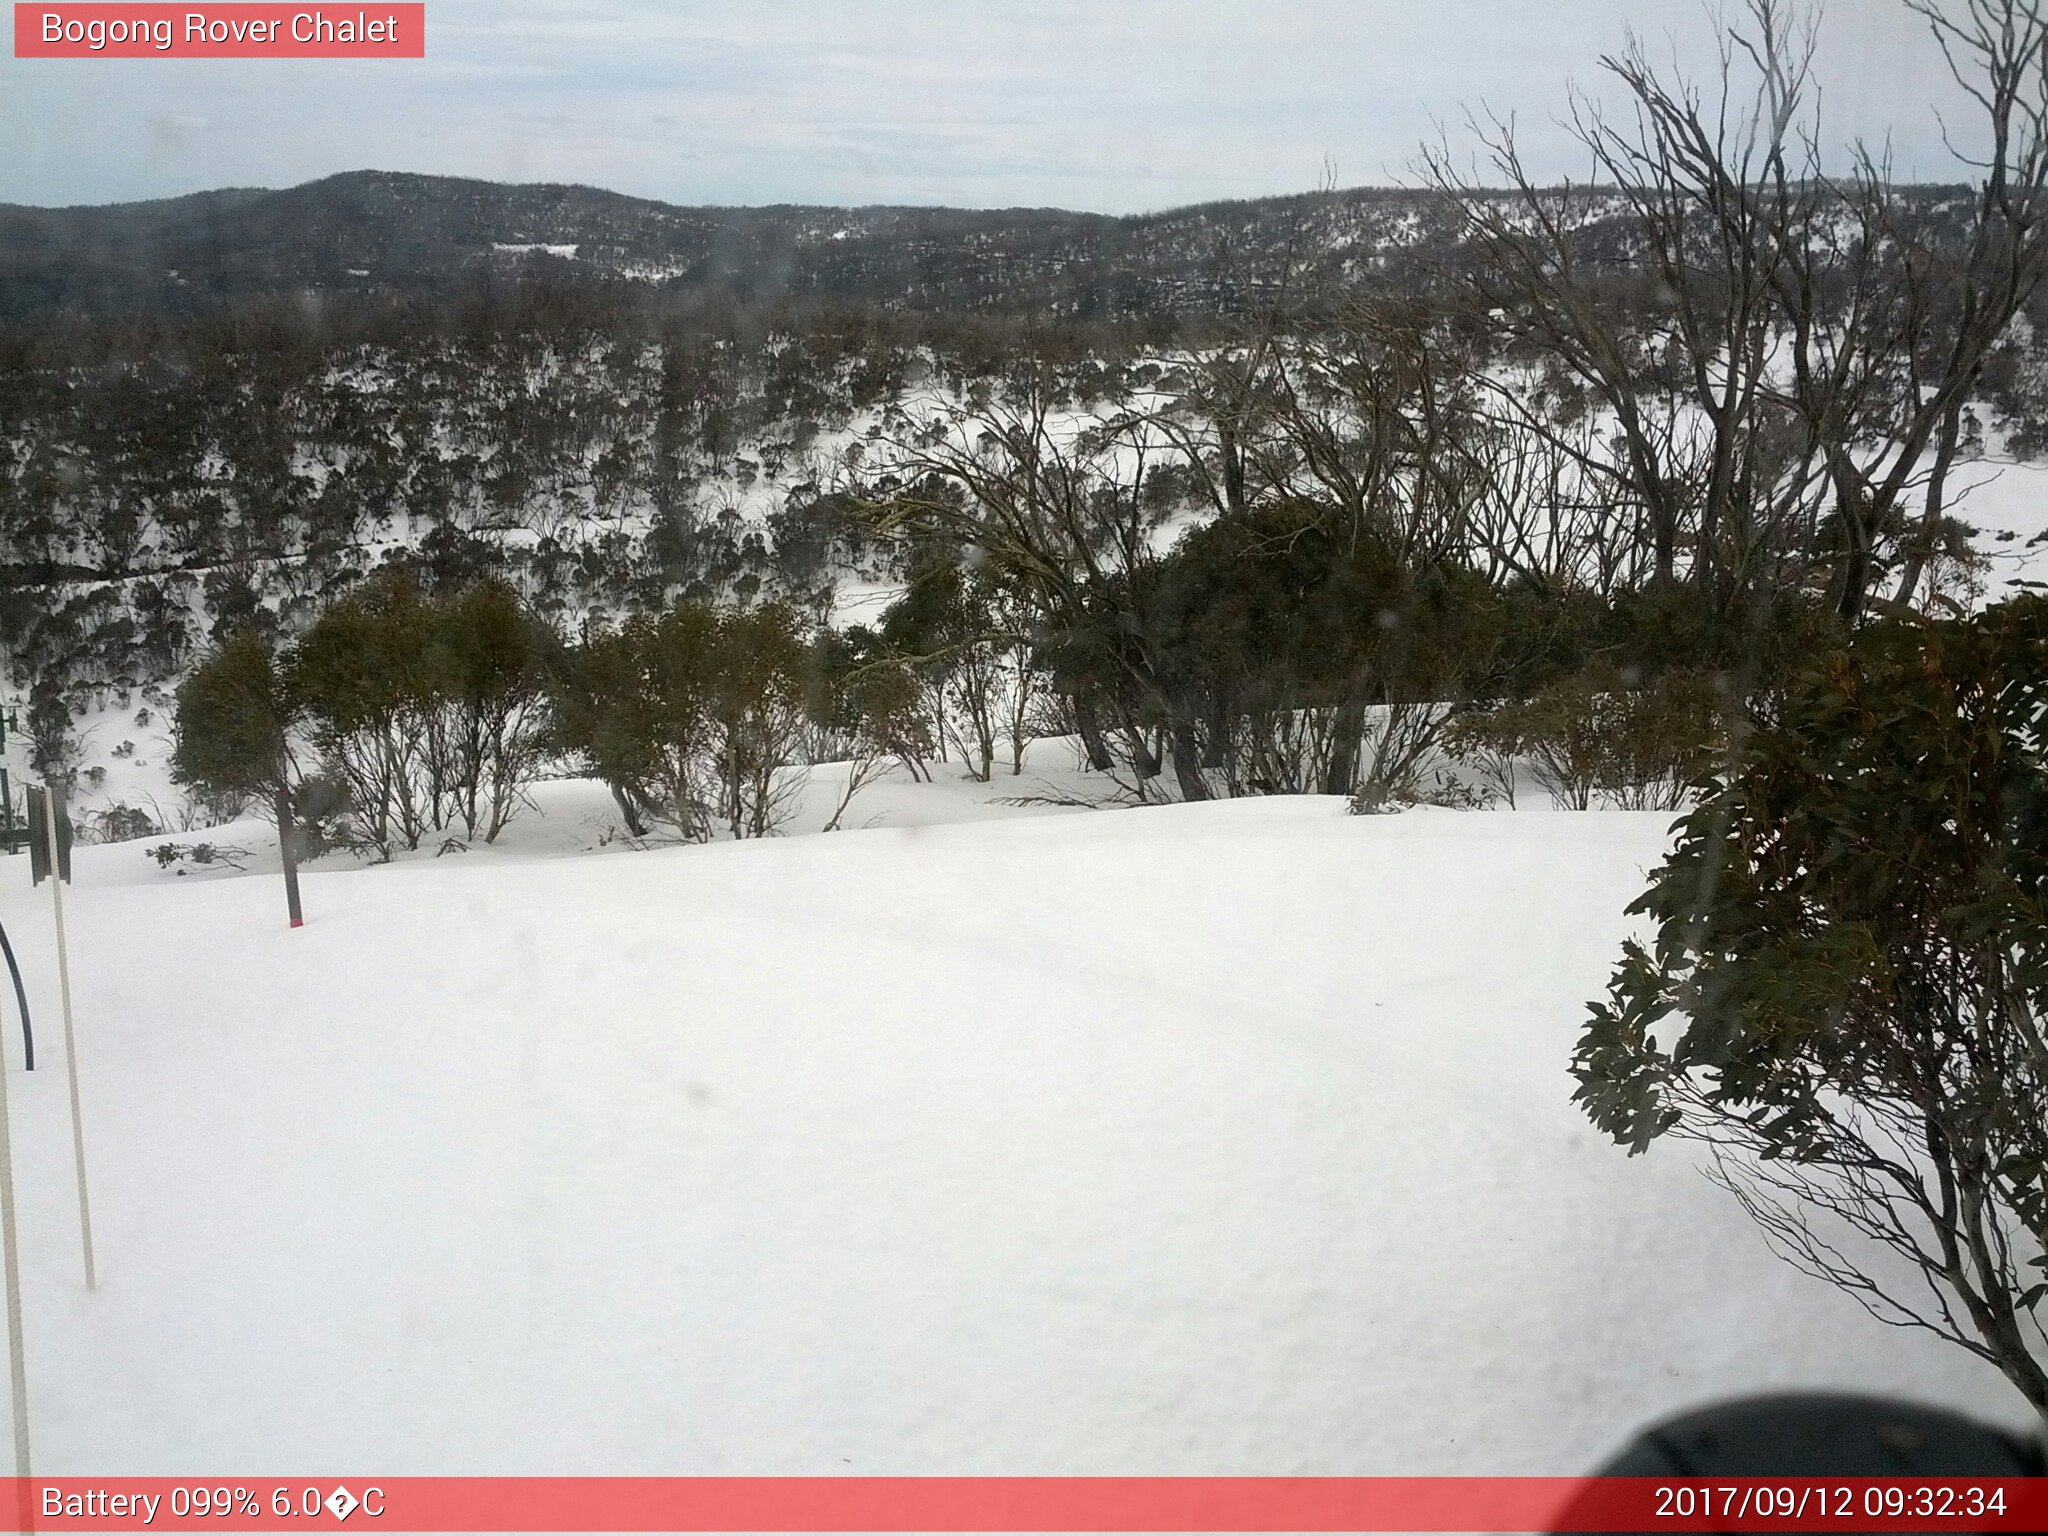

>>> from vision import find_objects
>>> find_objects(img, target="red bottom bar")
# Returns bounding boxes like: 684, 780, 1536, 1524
2, 1477, 2043, 1533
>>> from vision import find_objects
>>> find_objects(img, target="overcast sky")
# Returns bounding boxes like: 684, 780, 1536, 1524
0, 1, 1988, 213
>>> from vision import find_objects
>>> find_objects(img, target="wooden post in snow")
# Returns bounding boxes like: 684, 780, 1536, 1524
0, 948, 28, 1493
276, 786, 304, 929
39, 785, 95, 1291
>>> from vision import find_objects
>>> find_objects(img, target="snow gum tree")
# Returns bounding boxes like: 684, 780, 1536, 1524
1427, 0, 2048, 624
1574, 598, 2048, 1428
705, 602, 812, 839
170, 629, 307, 922
170, 631, 295, 813
547, 604, 720, 841
427, 578, 551, 842
879, 559, 1013, 783
546, 599, 815, 842
289, 574, 437, 854
290, 572, 551, 854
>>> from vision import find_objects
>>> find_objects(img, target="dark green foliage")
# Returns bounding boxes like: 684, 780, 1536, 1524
1479, 580, 1844, 706
1573, 597, 2048, 1421
547, 599, 815, 840
289, 572, 550, 853
879, 559, 1014, 780
288, 574, 436, 853
24, 675, 81, 789
548, 604, 720, 838
170, 631, 293, 808
1151, 505, 1499, 706
842, 658, 933, 777
1130, 505, 1502, 796
86, 803, 160, 844
767, 491, 872, 596
432, 579, 553, 842
706, 602, 813, 837
145, 840, 249, 873
1451, 664, 1728, 812
290, 770, 354, 856
804, 624, 934, 781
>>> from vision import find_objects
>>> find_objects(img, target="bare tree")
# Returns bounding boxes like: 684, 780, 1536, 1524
1426, 0, 2048, 623
865, 357, 1210, 799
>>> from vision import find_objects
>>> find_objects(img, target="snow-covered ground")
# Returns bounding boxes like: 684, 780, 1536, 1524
1954, 452, 2048, 600
0, 761, 2023, 1475
3, 438, 2042, 1476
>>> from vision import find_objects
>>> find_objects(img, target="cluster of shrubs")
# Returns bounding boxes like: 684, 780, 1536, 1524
163, 560, 1853, 860
1443, 667, 1726, 812
288, 577, 547, 851
172, 574, 551, 860
551, 601, 815, 842
1340, 579, 1843, 814
169, 569, 955, 857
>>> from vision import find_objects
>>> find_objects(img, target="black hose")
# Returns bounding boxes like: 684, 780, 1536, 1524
0, 921, 31, 1072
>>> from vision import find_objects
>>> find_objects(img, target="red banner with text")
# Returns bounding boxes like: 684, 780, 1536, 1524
13, 5, 423, 58
0, 1477, 2045, 1532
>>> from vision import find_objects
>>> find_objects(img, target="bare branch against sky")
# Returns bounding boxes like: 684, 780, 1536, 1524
0, 0, 1986, 211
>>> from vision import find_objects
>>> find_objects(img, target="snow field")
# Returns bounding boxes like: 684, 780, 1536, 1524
0, 787, 2018, 1474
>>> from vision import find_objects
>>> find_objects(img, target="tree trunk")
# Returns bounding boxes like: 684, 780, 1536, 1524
275, 785, 304, 929
1202, 697, 1230, 770
1321, 698, 1366, 797
1891, 398, 1965, 612
1830, 458, 1877, 625
609, 781, 647, 837
1072, 699, 1113, 771
1168, 721, 1211, 802
1834, 538, 1874, 625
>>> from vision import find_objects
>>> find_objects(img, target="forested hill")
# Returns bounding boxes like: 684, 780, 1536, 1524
0, 170, 1481, 325
6, 161, 2047, 839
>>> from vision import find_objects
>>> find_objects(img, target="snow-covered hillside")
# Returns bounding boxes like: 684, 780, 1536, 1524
36, 397, 2048, 836
1956, 452, 2048, 601
0, 772, 2021, 1473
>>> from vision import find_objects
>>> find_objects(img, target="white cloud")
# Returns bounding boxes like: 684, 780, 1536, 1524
0, 0, 1989, 211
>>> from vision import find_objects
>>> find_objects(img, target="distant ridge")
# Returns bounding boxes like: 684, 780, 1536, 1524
0, 168, 1473, 325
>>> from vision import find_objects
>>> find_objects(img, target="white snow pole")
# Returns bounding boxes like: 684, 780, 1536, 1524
42, 786, 95, 1290
0, 966, 28, 1486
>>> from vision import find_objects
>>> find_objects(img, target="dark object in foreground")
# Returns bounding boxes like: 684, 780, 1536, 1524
0, 920, 28, 1071
1551, 1393, 2044, 1533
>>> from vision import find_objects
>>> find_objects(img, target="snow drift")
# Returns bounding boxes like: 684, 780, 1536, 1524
0, 790, 2021, 1474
